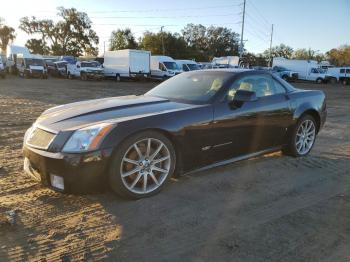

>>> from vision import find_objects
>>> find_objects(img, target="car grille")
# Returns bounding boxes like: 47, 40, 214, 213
27, 128, 55, 150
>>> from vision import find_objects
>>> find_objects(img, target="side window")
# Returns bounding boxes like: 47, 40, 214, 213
346, 69, 350, 73
182, 64, 189, 71
227, 74, 283, 100
340, 69, 345, 73
271, 79, 286, 95
159, 63, 166, 71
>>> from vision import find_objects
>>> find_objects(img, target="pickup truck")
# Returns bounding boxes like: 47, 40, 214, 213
67, 61, 104, 80
272, 66, 298, 81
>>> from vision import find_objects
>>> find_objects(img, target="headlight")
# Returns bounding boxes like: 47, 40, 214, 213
62, 123, 114, 153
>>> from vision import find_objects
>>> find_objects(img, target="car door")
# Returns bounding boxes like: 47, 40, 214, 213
209, 73, 292, 162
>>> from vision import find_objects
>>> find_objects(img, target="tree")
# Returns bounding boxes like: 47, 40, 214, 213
293, 48, 325, 62
326, 45, 350, 66
25, 39, 49, 54
241, 52, 268, 67
109, 29, 138, 50
0, 18, 15, 54
181, 24, 240, 61
19, 7, 99, 56
263, 44, 294, 59
139, 31, 192, 59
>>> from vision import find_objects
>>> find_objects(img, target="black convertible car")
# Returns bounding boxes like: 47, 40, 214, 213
23, 69, 327, 199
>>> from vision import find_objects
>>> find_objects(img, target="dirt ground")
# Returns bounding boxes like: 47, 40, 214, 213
0, 75, 349, 261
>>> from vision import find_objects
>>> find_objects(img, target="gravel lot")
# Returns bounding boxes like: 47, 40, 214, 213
0, 76, 349, 261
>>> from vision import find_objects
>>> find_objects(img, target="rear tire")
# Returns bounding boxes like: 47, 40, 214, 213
108, 131, 176, 199
283, 115, 317, 157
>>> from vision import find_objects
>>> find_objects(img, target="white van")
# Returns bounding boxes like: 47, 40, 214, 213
273, 57, 332, 83
176, 60, 200, 72
327, 67, 350, 85
16, 53, 47, 79
104, 49, 151, 81
151, 56, 182, 79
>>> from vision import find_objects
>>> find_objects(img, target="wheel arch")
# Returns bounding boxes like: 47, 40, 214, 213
295, 108, 321, 133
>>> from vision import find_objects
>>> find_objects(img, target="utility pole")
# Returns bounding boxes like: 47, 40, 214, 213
269, 24, 274, 67
160, 26, 165, 55
239, 0, 246, 58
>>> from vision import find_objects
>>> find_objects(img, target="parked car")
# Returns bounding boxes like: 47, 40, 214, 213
50, 61, 68, 78
273, 57, 333, 83
67, 61, 104, 80
176, 60, 200, 72
0, 56, 6, 78
23, 69, 327, 199
271, 66, 298, 81
16, 53, 48, 79
151, 55, 182, 80
103, 49, 151, 81
44, 57, 58, 75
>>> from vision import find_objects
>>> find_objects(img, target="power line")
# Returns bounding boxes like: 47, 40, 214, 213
91, 13, 241, 19
247, 0, 271, 27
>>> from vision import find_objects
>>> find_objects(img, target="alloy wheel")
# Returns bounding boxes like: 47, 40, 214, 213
295, 119, 316, 155
120, 138, 171, 194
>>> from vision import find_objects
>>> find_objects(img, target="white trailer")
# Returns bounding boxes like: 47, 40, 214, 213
151, 55, 182, 79
103, 49, 151, 81
175, 60, 200, 72
272, 57, 333, 83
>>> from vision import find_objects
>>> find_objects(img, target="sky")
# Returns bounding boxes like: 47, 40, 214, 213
0, 0, 349, 57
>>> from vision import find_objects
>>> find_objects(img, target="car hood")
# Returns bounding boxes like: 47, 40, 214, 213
35, 95, 199, 131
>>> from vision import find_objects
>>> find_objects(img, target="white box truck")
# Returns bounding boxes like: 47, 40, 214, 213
6, 45, 30, 74
151, 55, 182, 80
272, 57, 333, 83
176, 60, 200, 72
103, 49, 151, 81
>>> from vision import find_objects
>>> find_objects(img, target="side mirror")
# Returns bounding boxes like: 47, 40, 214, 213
229, 90, 257, 108
77, 65, 81, 68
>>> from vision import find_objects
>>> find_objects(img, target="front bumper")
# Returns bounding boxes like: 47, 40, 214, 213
86, 73, 104, 79
23, 145, 113, 193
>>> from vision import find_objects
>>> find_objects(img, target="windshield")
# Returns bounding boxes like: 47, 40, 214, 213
146, 71, 232, 103
163, 61, 178, 70
25, 59, 44, 66
187, 64, 199, 70
56, 63, 66, 68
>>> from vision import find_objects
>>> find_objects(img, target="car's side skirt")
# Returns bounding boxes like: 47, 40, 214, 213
185, 146, 282, 176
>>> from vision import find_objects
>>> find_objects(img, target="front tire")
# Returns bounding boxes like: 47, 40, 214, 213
283, 115, 317, 157
316, 78, 323, 84
108, 131, 176, 199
